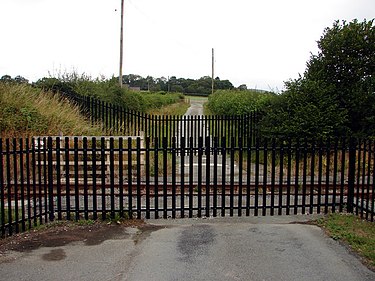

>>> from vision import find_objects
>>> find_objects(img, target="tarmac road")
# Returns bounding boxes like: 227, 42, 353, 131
184, 97, 206, 116
0, 215, 374, 281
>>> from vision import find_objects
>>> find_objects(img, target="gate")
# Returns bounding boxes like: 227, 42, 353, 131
1, 135, 374, 236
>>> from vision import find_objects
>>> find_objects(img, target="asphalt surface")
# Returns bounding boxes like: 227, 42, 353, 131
0, 215, 374, 281
183, 98, 205, 116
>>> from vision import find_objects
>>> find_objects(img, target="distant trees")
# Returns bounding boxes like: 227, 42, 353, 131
121, 74, 234, 95
238, 84, 248, 91
0, 75, 29, 84
1, 73, 237, 96
0, 75, 13, 83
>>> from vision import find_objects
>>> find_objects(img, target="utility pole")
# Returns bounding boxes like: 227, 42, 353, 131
119, 0, 124, 87
211, 48, 214, 95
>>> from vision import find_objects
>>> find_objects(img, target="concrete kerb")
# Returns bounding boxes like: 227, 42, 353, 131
145, 214, 326, 226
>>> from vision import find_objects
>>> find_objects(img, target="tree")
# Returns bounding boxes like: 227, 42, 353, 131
238, 84, 247, 91
115, 74, 237, 95
215, 79, 234, 90
145, 76, 154, 91
304, 19, 375, 136
1, 75, 12, 82
260, 79, 348, 139
261, 19, 375, 138
155, 77, 167, 91
0, 75, 29, 84
122, 74, 143, 87
14, 75, 29, 84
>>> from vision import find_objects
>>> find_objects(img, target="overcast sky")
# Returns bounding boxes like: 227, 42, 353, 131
0, 0, 374, 91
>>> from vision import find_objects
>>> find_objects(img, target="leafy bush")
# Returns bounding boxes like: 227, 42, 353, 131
259, 79, 348, 139
258, 19, 375, 139
273, 19, 375, 139
207, 89, 276, 115
143, 92, 184, 110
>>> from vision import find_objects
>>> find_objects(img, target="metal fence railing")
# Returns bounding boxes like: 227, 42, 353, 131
1, 136, 374, 237
58, 91, 261, 147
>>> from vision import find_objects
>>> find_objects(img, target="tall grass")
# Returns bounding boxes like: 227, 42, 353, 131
0, 83, 102, 138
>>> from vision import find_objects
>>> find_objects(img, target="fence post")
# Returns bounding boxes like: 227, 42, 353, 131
347, 138, 356, 213
47, 137, 55, 222
0, 139, 5, 236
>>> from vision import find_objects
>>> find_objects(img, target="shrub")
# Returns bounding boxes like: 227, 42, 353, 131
207, 89, 276, 115
259, 79, 348, 139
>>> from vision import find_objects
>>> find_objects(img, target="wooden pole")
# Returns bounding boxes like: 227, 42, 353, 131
119, 0, 124, 87
211, 48, 214, 95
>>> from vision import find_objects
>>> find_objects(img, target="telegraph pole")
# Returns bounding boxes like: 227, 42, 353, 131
211, 48, 214, 95
119, 0, 124, 87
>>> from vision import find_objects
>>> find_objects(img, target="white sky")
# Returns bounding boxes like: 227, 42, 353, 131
0, 0, 374, 91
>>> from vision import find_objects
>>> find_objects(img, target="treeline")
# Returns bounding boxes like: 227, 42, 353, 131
122, 74, 234, 95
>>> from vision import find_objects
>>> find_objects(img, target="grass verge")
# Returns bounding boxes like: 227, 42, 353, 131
315, 213, 375, 269
146, 100, 190, 116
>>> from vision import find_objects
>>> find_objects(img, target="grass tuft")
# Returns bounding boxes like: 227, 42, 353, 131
316, 213, 375, 268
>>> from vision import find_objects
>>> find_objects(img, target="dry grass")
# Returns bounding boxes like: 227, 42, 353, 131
0, 83, 103, 139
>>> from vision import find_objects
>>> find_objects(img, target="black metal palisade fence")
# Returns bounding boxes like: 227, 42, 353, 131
0, 136, 374, 236
59, 91, 261, 147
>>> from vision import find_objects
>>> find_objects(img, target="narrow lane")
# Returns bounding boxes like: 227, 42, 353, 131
176, 97, 250, 184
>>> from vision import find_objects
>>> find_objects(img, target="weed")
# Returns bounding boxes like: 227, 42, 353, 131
77, 219, 95, 226
106, 212, 130, 224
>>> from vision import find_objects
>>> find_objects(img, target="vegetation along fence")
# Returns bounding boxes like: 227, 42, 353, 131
1, 136, 374, 236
